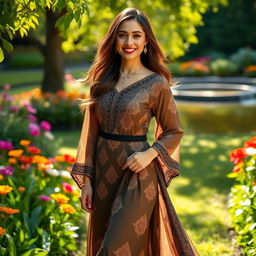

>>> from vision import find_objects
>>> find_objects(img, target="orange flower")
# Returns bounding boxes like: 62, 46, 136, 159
180, 61, 194, 71
0, 206, 20, 214
0, 185, 14, 195
20, 140, 31, 146
0, 226, 6, 235
8, 158, 17, 164
71, 190, 80, 196
50, 193, 70, 204
244, 65, 256, 72
55, 155, 65, 162
8, 149, 23, 158
18, 186, 26, 192
0, 175, 3, 181
59, 203, 76, 214
32, 155, 49, 164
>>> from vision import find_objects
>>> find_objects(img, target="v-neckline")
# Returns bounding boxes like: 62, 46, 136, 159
114, 73, 157, 94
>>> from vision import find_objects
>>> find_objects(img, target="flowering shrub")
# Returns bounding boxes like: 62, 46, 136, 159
0, 86, 59, 156
11, 74, 88, 130
0, 139, 82, 255
227, 136, 256, 255
179, 57, 211, 76
244, 65, 256, 77
209, 58, 239, 76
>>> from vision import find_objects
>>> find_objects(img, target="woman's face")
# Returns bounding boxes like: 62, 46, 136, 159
116, 19, 147, 61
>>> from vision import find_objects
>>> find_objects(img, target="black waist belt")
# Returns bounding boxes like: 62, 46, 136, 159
99, 130, 147, 142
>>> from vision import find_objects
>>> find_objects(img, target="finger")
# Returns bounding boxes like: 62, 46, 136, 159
122, 154, 136, 169
87, 194, 92, 210
79, 196, 94, 213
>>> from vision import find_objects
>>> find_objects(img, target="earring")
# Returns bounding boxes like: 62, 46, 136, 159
144, 45, 147, 54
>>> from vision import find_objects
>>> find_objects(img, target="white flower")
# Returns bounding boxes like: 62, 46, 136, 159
59, 170, 72, 179
44, 131, 54, 140
45, 168, 59, 176
235, 209, 243, 216
244, 147, 256, 156
240, 199, 251, 206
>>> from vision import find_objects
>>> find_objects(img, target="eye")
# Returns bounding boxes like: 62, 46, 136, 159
134, 34, 141, 38
117, 33, 126, 38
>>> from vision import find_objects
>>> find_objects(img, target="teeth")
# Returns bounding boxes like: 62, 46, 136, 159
124, 48, 136, 52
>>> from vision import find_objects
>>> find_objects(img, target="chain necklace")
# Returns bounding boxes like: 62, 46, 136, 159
119, 70, 146, 87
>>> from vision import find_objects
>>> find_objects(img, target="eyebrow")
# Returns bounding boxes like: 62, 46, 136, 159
117, 30, 143, 34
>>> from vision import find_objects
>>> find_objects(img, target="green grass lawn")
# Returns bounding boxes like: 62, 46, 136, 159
53, 128, 254, 256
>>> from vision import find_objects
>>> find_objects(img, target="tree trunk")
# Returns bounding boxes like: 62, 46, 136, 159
42, 8, 64, 93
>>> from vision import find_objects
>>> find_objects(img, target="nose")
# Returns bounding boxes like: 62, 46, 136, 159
124, 35, 132, 45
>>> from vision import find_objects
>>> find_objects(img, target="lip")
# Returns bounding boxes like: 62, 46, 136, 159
123, 48, 137, 54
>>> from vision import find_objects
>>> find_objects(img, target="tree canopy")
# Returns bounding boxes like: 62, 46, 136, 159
0, 0, 228, 62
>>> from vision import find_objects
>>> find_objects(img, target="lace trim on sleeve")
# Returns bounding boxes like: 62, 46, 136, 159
70, 163, 93, 189
151, 142, 180, 186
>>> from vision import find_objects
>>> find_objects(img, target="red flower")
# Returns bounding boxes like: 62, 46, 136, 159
20, 155, 33, 164
62, 182, 73, 193
230, 148, 248, 164
28, 145, 41, 154
244, 137, 256, 148
64, 154, 75, 164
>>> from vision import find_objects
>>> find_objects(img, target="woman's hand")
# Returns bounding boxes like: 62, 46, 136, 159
79, 183, 95, 213
121, 147, 159, 173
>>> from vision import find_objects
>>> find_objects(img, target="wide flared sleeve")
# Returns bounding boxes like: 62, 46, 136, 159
70, 105, 99, 189
150, 77, 184, 187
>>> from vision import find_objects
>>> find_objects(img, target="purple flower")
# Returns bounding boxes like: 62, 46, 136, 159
29, 123, 40, 136
40, 121, 52, 131
38, 195, 51, 201
10, 105, 20, 112
0, 141, 14, 150
28, 114, 38, 122
0, 166, 14, 176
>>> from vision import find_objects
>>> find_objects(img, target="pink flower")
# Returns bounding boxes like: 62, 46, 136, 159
2, 92, 12, 102
28, 114, 37, 122
40, 121, 52, 131
38, 195, 51, 201
3, 84, 11, 90
10, 106, 20, 112
26, 105, 37, 114
0, 166, 14, 176
65, 74, 74, 81
0, 141, 14, 150
29, 123, 40, 136
62, 182, 73, 193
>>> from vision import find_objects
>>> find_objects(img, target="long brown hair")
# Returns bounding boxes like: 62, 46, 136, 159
79, 7, 172, 112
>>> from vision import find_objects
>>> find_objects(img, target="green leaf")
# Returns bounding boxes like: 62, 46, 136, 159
0, 47, 4, 62
20, 248, 48, 256
29, 2, 36, 10
5, 234, 16, 256
2, 39, 13, 53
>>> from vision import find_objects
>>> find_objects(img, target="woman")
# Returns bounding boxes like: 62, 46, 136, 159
70, 7, 200, 256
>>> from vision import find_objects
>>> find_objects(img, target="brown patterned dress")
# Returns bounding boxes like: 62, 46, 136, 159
70, 73, 200, 256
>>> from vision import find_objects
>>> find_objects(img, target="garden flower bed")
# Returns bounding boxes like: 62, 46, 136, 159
228, 136, 256, 255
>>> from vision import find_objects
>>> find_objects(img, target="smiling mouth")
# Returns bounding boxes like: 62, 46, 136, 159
123, 48, 137, 54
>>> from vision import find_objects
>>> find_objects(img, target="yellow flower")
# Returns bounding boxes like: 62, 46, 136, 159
59, 204, 76, 214
0, 226, 6, 235
71, 190, 80, 196
0, 185, 14, 195
8, 158, 17, 164
0, 175, 3, 181
20, 140, 31, 146
0, 206, 20, 214
8, 149, 23, 158
18, 186, 26, 192
50, 193, 70, 204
